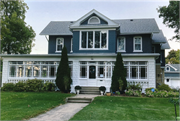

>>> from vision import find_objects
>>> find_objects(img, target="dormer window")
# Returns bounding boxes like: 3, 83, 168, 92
166, 67, 170, 71
88, 16, 100, 24
133, 36, 142, 52
56, 38, 64, 52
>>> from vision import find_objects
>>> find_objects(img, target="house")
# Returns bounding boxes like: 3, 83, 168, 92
164, 64, 180, 89
1, 9, 170, 93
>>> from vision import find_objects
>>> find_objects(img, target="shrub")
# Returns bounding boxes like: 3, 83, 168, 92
99, 86, 106, 92
25, 79, 43, 92
43, 82, 55, 91
145, 87, 158, 93
1, 83, 15, 91
127, 82, 142, 91
13, 81, 26, 92
157, 84, 172, 92
125, 89, 134, 96
75, 86, 81, 90
145, 90, 179, 98
172, 88, 179, 92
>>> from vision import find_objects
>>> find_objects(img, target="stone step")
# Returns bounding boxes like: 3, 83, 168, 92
66, 97, 93, 103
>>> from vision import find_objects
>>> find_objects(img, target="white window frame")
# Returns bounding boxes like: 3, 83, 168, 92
88, 16, 100, 24
133, 36, 142, 52
56, 38, 64, 52
117, 37, 126, 52
79, 30, 108, 50
166, 66, 170, 71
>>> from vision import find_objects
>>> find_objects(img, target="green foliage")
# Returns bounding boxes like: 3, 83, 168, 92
146, 90, 179, 98
166, 49, 180, 64
1, 83, 15, 91
157, 84, 172, 92
111, 53, 127, 92
127, 82, 142, 91
43, 82, 55, 91
55, 46, 72, 92
75, 86, 81, 90
116, 91, 120, 95
99, 86, 106, 91
13, 81, 26, 92
125, 89, 141, 97
1, 0, 36, 54
145, 87, 158, 93
63, 76, 70, 91
118, 78, 123, 89
25, 79, 43, 92
157, 1, 179, 40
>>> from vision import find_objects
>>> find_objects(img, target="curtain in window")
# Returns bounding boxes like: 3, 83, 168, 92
95, 31, 100, 48
118, 38, 124, 50
88, 32, 93, 48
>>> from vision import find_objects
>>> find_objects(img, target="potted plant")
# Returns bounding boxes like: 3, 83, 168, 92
106, 92, 111, 96
99, 86, 106, 95
75, 85, 81, 94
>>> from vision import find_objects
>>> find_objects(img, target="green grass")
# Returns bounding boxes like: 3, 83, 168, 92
1, 91, 74, 120
70, 96, 179, 120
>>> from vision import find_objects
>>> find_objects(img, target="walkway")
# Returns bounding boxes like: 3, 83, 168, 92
29, 94, 100, 121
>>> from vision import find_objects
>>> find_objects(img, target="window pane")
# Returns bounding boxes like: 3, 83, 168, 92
130, 61, 138, 65
95, 31, 100, 48
80, 61, 87, 65
106, 66, 111, 78
80, 66, 87, 78
131, 66, 138, 79
17, 61, 23, 64
17, 65, 23, 77
139, 61, 147, 65
98, 66, 105, 78
101, 32, 107, 48
81, 32, 87, 48
135, 44, 141, 50
118, 38, 124, 50
33, 65, 40, 77
49, 66, 56, 77
57, 45, 62, 51
41, 66, 47, 77
125, 66, 129, 78
25, 66, 32, 77
88, 31, 93, 48
69, 65, 73, 77
135, 38, 141, 44
139, 66, 147, 79
9, 66, 16, 77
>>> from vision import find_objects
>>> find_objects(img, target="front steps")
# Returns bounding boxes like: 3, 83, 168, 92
66, 97, 93, 103
80, 87, 100, 95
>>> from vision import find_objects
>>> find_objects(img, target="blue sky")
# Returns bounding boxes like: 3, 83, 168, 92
24, 0, 180, 56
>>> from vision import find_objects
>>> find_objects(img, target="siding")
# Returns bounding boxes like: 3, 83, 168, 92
81, 14, 108, 25
48, 35, 72, 54
165, 73, 180, 77
72, 30, 116, 53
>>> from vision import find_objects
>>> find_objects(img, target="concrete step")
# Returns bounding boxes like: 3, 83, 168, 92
66, 97, 92, 103
80, 91, 100, 94
80, 87, 100, 95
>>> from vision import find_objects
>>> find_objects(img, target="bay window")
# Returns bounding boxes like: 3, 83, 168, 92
80, 30, 108, 49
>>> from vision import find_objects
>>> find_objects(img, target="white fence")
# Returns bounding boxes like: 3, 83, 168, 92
7, 79, 56, 84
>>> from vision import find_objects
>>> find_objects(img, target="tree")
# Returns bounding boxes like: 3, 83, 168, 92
157, 1, 179, 41
55, 46, 72, 92
166, 49, 180, 64
111, 53, 127, 92
1, 0, 36, 54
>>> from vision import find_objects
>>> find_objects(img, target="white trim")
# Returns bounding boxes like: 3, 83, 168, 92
70, 38, 73, 53
79, 30, 108, 50
166, 66, 170, 72
88, 16, 100, 24
133, 36, 142, 52
56, 38, 64, 52
165, 64, 178, 71
117, 37, 126, 52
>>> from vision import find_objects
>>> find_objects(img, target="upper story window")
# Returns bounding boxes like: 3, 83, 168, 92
88, 16, 100, 24
133, 36, 142, 52
117, 37, 126, 52
80, 30, 108, 50
166, 67, 170, 71
56, 38, 64, 52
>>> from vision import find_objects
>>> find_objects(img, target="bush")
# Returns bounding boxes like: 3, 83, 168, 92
145, 87, 158, 93
172, 88, 179, 92
25, 79, 43, 92
146, 90, 179, 98
99, 86, 106, 91
127, 82, 142, 91
13, 81, 26, 92
157, 84, 172, 92
75, 86, 81, 90
1, 83, 15, 91
43, 82, 55, 91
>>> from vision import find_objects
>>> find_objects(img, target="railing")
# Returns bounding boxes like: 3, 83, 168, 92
7, 79, 56, 84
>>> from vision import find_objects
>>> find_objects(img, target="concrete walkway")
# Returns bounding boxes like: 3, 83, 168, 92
28, 94, 100, 121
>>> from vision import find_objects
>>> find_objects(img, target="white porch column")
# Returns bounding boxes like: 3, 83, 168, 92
2, 60, 8, 87
148, 59, 156, 88
71, 60, 79, 93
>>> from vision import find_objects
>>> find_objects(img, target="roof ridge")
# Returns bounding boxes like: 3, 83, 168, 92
113, 18, 155, 21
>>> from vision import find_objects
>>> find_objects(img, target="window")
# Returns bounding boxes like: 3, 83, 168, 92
98, 66, 105, 78
88, 16, 100, 24
17, 65, 23, 77
56, 38, 64, 52
117, 37, 125, 51
33, 65, 40, 77
41, 66, 48, 77
25, 66, 32, 77
166, 67, 170, 71
49, 66, 56, 77
167, 79, 169, 82
9, 66, 16, 77
80, 66, 87, 78
80, 30, 108, 49
134, 36, 142, 52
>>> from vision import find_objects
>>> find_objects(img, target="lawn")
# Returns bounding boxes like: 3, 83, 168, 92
70, 96, 179, 120
1, 91, 74, 120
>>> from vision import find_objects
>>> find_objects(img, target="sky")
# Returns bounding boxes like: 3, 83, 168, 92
24, 0, 180, 57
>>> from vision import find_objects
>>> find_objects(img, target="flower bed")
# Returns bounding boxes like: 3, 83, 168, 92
146, 90, 179, 98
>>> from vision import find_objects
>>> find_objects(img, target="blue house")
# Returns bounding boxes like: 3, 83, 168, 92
164, 64, 180, 89
1, 9, 170, 93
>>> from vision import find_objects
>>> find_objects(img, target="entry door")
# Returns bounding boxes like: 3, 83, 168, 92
89, 66, 96, 79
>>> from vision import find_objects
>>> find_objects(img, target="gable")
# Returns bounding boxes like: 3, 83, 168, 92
165, 64, 178, 72
69, 9, 119, 29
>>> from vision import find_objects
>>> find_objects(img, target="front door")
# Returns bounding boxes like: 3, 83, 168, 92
89, 66, 96, 79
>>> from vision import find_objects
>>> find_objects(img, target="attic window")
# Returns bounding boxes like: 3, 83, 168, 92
88, 16, 100, 24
